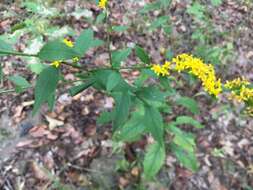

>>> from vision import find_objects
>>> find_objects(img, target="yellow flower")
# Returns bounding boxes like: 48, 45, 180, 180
172, 53, 222, 97
72, 57, 80, 63
225, 77, 253, 104
151, 61, 171, 77
51, 61, 61, 68
63, 38, 74, 48
224, 77, 250, 89
98, 0, 108, 9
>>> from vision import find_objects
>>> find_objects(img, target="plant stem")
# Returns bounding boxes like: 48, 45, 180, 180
105, 9, 113, 67
0, 50, 38, 57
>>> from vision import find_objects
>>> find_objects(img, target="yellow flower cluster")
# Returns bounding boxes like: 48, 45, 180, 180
172, 53, 222, 97
224, 77, 250, 89
151, 61, 171, 76
51, 60, 61, 68
98, 0, 108, 9
151, 54, 222, 97
63, 38, 74, 48
225, 77, 253, 103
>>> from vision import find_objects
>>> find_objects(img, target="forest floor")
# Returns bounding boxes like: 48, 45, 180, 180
0, 0, 253, 189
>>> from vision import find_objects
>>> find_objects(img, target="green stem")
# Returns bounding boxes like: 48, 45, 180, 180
105, 10, 113, 67
0, 50, 38, 57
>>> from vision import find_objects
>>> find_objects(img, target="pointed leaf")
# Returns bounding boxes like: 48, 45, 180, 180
135, 45, 150, 64
143, 142, 166, 179
112, 48, 132, 68
33, 66, 59, 115
106, 72, 121, 91
113, 91, 131, 130
175, 96, 200, 114
38, 40, 78, 61
175, 116, 204, 129
144, 106, 164, 145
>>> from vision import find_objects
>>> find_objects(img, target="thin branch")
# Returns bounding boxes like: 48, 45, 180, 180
0, 50, 38, 57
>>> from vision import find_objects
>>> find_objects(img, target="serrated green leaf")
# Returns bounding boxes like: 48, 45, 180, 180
175, 116, 204, 129
143, 142, 165, 179
69, 80, 94, 96
171, 143, 199, 172
33, 66, 60, 115
38, 40, 78, 61
75, 29, 103, 56
144, 106, 164, 145
106, 72, 121, 91
136, 86, 166, 103
113, 91, 131, 130
175, 96, 200, 114
97, 111, 113, 125
112, 48, 132, 68
167, 124, 195, 153
115, 113, 145, 142
8, 75, 31, 93
149, 16, 169, 31
135, 45, 150, 64
0, 39, 13, 56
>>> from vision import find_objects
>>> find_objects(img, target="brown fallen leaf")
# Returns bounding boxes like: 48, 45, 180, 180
45, 115, 64, 130
16, 139, 34, 148
30, 161, 49, 181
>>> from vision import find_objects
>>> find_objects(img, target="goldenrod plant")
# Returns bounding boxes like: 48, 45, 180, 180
0, 0, 252, 180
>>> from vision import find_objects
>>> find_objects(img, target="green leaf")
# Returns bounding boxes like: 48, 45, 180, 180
114, 113, 146, 142
175, 116, 204, 129
171, 143, 199, 172
143, 142, 166, 179
106, 72, 121, 91
33, 66, 60, 115
0, 39, 13, 56
211, 0, 222, 6
112, 48, 132, 68
139, 2, 160, 14
175, 96, 200, 114
38, 40, 78, 61
113, 91, 131, 130
8, 75, 31, 93
167, 124, 195, 153
159, 0, 171, 8
135, 45, 150, 64
187, 3, 205, 19
69, 80, 94, 96
144, 105, 164, 145
75, 29, 103, 56
149, 16, 169, 31
27, 63, 47, 74
0, 64, 3, 83
136, 86, 166, 103
96, 12, 106, 24
112, 25, 129, 32
97, 111, 113, 125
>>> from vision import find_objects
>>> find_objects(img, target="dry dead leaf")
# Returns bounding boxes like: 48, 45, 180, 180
30, 161, 49, 181
45, 115, 64, 130
16, 139, 34, 148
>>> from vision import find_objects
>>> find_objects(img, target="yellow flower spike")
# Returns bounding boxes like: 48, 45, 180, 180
51, 60, 61, 68
172, 53, 222, 96
63, 38, 74, 48
98, 0, 108, 9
